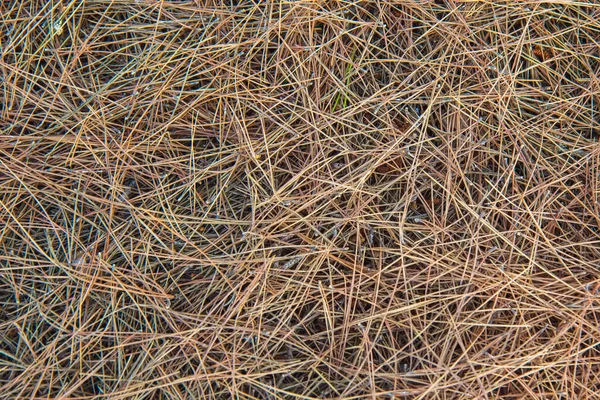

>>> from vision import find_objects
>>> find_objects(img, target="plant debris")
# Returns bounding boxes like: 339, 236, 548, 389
1, 1, 600, 398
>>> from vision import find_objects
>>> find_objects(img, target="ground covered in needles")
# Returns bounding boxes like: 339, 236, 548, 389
1, 1, 600, 399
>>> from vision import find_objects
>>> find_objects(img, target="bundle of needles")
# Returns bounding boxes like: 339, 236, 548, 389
1, 0, 600, 399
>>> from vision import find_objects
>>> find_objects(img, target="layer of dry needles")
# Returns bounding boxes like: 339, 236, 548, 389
2, 1, 600, 399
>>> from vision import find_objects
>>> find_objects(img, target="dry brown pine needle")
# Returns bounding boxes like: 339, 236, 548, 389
1, 1, 600, 399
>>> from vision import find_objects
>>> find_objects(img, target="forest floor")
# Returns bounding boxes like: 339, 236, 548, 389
1, 1, 600, 399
